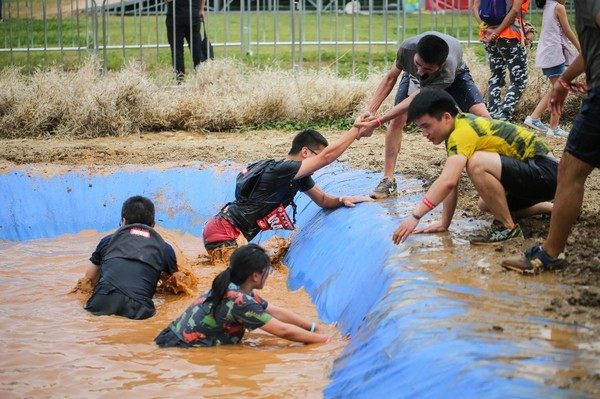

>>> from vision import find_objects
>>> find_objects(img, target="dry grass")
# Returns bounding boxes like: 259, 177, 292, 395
0, 51, 584, 138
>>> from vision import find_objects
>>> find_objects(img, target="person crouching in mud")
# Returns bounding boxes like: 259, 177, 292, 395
81, 196, 181, 320
155, 244, 332, 347
202, 124, 373, 257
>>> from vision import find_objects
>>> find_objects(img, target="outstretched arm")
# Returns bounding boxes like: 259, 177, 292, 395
294, 126, 362, 179
392, 155, 466, 244
305, 186, 373, 209
267, 303, 322, 332
367, 65, 403, 115
260, 317, 330, 344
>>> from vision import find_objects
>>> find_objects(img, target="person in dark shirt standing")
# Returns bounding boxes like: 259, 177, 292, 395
81, 196, 179, 320
202, 124, 373, 253
166, 0, 206, 81
502, 0, 600, 274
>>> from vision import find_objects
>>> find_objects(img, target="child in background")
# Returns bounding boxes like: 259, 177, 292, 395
524, 0, 581, 137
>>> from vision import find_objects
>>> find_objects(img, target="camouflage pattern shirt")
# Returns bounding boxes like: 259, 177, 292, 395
168, 282, 272, 346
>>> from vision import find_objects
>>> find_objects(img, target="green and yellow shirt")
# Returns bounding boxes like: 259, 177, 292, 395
446, 113, 550, 161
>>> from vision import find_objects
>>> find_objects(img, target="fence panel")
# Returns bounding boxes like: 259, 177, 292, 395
0, 0, 564, 75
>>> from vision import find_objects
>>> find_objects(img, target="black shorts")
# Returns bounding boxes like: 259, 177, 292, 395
394, 66, 485, 111
500, 155, 558, 211
565, 86, 600, 169
85, 281, 155, 320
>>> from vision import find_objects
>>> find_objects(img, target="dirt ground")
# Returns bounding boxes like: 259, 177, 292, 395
1, 127, 600, 327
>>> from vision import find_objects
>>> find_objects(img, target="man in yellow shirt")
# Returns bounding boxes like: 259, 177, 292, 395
391, 88, 558, 245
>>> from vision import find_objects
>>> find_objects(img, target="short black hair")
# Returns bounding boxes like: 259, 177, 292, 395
288, 129, 329, 155
121, 195, 155, 226
407, 88, 459, 123
417, 34, 450, 66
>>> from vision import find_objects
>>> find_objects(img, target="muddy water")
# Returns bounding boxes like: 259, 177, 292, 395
0, 230, 342, 398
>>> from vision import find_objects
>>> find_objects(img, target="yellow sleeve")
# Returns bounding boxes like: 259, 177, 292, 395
446, 127, 478, 159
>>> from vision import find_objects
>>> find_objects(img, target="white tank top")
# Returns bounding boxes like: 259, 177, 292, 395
535, 0, 569, 68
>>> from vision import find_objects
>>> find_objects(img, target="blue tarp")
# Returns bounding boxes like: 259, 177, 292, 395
0, 163, 581, 398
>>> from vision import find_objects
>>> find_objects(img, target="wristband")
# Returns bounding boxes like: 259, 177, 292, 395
422, 197, 436, 210
338, 196, 345, 206
411, 213, 422, 220
309, 322, 316, 333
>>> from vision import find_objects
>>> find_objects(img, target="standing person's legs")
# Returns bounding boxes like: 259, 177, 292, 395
526, 64, 565, 132
166, 20, 186, 80
188, 23, 202, 68
484, 41, 506, 118
502, 88, 600, 273
371, 72, 411, 199
542, 153, 593, 257
495, 39, 528, 121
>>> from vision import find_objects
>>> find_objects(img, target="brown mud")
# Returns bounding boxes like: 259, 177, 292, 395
1, 127, 599, 338
0, 230, 338, 397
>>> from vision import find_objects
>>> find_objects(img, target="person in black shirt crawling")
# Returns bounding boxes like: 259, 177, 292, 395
81, 196, 179, 320
202, 124, 373, 254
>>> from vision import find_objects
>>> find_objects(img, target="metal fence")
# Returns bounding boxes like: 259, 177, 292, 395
0, 0, 555, 74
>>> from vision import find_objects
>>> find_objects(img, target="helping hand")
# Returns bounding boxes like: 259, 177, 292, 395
341, 195, 374, 208
392, 216, 419, 244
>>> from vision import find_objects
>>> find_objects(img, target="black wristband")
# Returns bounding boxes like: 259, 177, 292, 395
411, 213, 422, 220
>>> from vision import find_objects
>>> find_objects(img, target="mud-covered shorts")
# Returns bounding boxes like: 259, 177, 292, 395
85, 281, 155, 320
500, 155, 558, 211
202, 214, 242, 250
394, 66, 485, 111
565, 86, 600, 169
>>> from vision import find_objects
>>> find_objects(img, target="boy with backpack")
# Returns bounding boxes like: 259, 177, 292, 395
473, 0, 530, 121
202, 127, 372, 251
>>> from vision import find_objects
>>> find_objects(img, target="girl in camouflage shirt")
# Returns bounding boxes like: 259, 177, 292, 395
155, 244, 331, 347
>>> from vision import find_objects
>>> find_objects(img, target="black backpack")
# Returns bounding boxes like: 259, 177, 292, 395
234, 159, 274, 202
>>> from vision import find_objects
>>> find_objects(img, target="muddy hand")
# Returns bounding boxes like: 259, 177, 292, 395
392, 217, 419, 244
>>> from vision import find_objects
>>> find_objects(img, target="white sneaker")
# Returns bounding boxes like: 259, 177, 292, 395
547, 127, 569, 138
524, 116, 549, 133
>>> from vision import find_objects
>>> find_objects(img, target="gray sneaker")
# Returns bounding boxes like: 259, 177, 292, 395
371, 177, 397, 199
470, 223, 524, 245
524, 116, 549, 133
